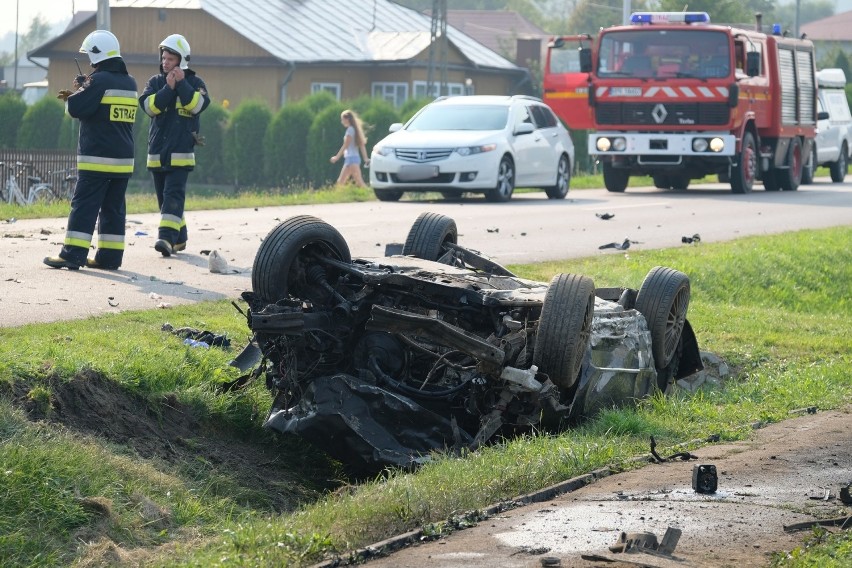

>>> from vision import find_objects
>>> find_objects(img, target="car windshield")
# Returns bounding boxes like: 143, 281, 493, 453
597, 30, 731, 79
406, 105, 509, 131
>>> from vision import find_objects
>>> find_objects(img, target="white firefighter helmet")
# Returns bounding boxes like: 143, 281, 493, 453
79, 30, 121, 65
159, 34, 191, 69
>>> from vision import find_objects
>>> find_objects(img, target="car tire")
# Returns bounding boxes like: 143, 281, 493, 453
829, 142, 847, 183
252, 215, 351, 304
800, 144, 815, 185
533, 273, 595, 391
374, 188, 404, 201
778, 137, 802, 191
485, 156, 515, 202
402, 212, 458, 261
634, 266, 690, 382
731, 131, 756, 194
602, 161, 629, 192
544, 154, 571, 199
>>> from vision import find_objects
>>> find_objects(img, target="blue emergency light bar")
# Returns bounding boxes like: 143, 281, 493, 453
630, 12, 711, 24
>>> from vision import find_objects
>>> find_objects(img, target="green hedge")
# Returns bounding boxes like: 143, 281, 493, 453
5, 94, 431, 190
17, 98, 64, 149
223, 100, 272, 189
0, 93, 27, 148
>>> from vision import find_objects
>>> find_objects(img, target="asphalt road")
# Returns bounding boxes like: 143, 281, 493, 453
2, 179, 851, 327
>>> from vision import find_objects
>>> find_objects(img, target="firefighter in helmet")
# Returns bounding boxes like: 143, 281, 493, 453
44, 30, 137, 270
139, 33, 211, 257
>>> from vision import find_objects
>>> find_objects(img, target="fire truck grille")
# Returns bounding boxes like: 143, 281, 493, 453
596, 103, 730, 126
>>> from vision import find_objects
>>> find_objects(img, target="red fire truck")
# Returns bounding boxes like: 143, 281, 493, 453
544, 12, 817, 193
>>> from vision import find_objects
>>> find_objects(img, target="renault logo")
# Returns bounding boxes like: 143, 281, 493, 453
652, 104, 668, 124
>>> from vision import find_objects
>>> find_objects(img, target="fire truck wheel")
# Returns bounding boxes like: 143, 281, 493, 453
801, 145, 815, 185
603, 162, 629, 192
763, 171, 781, 191
545, 154, 571, 199
829, 142, 847, 183
731, 131, 756, 194
778, 137, 802, 191
670, 175, 689, 190
653, 175, 670, 189
485, 156, 515, 202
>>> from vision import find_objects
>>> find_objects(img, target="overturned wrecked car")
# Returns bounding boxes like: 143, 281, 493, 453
232, 213, 702, 473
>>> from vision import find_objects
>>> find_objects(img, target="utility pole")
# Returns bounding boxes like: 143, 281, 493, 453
97, 0, 111, 30
622, 0, 632, 25
427, 0, 448, 97
795, 0, 800, 38
14, 0, 19, 90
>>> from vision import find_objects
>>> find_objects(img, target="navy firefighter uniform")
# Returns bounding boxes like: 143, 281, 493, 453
44, 30, 137, 271
139, 34, 210, 256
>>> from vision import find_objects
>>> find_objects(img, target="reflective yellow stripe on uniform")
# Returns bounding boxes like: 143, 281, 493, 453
77, 155, 135, 174
146, 154, 162, 168
65, 230, 93, 249
181, 91, 203, 114
170, 152, 195, 167
159, 213, 183, 231
97, 233, 125, 251
144, 95, 161, 117
102, 89, 138, 123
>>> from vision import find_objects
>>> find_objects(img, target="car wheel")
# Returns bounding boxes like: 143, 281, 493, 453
778, 137, 802, 191
545, 154, 571, 199
252, 215, 351, 304
602, 161, 629, 192
374, 188, 404, 201
731, 131, 756, 194
402, 212, 458, 261
634, 266, 690, 384
829, 142, 847, 183
485, 156, 514, 202
800, 144, 815, 185
533, 273, 595, 391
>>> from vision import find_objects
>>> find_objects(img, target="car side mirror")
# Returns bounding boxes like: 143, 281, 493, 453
746, 52, 760, 77
514, 122, 535, 136
579, 47, 592, 73
388, 123, 403, 133
818, 111, 830, 120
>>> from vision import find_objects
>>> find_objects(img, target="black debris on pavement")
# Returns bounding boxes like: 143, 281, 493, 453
596, 212, 615, 220
161, 322, 231, 348
599, 238, 633, 250
682, 234, 701, 244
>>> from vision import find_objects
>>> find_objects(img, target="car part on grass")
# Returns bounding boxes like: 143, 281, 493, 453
231, 212, 702, 473
608, 527, 682, 555
649, 435, 698, 463
783, 515, 852, 533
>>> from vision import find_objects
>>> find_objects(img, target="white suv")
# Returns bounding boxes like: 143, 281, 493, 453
804, 68, 852, 184
369, 95, 575, 202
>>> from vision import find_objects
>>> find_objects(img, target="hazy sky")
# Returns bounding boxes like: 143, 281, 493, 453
3, 0, 98, 38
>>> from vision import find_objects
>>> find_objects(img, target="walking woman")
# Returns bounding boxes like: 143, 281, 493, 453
330, 109, 370, 187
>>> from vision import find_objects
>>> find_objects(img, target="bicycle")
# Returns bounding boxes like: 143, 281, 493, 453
0, 161, 55, 206
45, 167, 78, 200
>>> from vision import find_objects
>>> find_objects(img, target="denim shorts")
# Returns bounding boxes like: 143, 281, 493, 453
344, 155, 361, 166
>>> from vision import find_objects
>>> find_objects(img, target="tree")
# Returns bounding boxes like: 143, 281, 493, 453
655, 0, 774, 27
224, 100, 272, 189
306, 102, 347, 188
0, 92, 26, 148
0, 16, 53, 67
16, 97, 64, 149
771, 0, 834, 33
193, 102, 230, 186
264, 102, 313, 189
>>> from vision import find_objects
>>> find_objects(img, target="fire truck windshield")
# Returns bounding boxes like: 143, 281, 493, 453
597, 30, 731, 80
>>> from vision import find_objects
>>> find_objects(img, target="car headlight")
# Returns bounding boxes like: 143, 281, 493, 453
612, 137, 627, 151
709, 137, 725, 152
596, 137, 612, 151
456, 144, 497, 156
692, 138, 709, 152
374, 146, 394, 157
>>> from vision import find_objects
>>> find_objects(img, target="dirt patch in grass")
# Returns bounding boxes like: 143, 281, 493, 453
7, 369, 337, 512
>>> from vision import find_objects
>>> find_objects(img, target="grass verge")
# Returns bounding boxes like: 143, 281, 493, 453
0, 226, 850, 567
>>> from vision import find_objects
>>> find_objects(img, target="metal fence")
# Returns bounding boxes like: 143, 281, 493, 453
0, 149, 76, 183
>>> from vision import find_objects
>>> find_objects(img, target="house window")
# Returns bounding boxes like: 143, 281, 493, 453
311, 82, 341, 99
412, 81, 468, 98
372, 82, 408, 107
